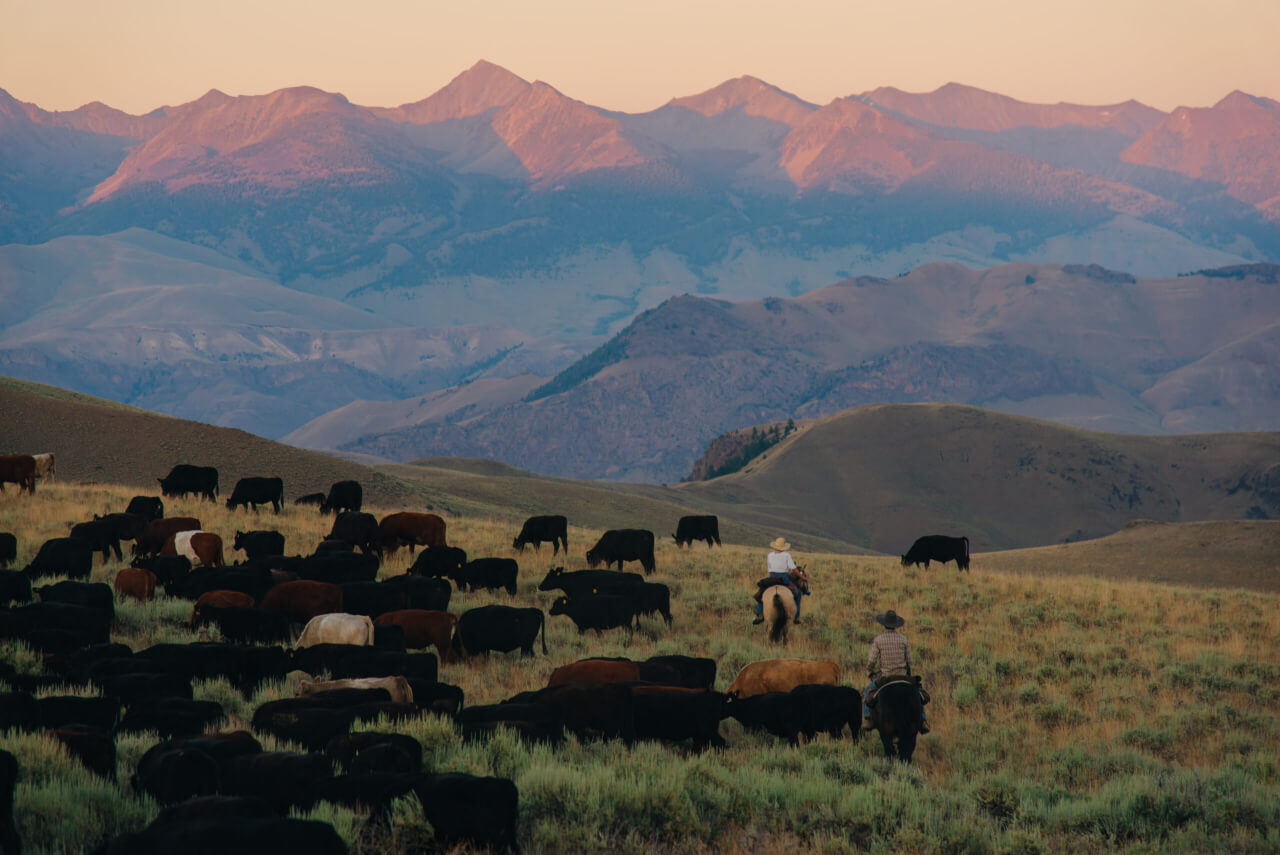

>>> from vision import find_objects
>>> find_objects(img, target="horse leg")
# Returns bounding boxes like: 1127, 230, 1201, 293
898, 729, 918, 763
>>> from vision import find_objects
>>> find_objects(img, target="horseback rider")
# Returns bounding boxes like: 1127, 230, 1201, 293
753, 537, 808, 625
864, 609, 930, 734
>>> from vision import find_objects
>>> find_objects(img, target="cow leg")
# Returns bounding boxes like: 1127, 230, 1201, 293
112, 541, 123, 562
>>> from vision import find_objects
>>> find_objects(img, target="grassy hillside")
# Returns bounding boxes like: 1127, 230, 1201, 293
681, 403, 1280, 552
1, 482, 1277, 854
0, 376, 420, 507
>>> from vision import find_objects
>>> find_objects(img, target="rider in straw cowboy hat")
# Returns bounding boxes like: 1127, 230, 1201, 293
752, 536, 808, 624
864, 609, 930, 733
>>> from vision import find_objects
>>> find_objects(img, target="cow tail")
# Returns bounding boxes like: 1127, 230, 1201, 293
539, 611, 547, 655
963, 536, 970, 571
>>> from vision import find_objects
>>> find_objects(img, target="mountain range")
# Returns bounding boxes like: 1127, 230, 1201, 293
4, 62, 1280, 474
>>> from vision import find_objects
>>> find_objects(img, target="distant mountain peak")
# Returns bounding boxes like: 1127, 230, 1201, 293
1213, 90, 1279, 111
378, 59, 530, 124
668, 75, 815, 126
862, 82, 1164, 136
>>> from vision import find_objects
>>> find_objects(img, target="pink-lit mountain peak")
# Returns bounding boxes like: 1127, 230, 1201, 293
378, 59, 530, 124
862, 81, 1164, 136
667, 75, 816, 125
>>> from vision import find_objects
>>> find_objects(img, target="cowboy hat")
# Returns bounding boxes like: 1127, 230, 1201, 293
876, 610, 905, 628
769, 537, 791, 551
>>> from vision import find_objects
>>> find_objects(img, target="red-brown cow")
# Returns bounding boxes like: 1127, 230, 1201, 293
377, 513, 446, 556
113, 567, 157, 602
192, 589, 256, 619
133, 518, 202, 557
0, 455, 37, 495
374, 609, 457, 659
547, 659, 642, 687
261, 579, 344, 624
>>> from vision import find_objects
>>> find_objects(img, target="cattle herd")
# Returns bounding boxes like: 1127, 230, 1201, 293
0, 459, 960, 852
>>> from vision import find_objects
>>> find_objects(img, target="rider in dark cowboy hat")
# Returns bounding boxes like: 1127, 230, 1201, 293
864, 609, 929, 734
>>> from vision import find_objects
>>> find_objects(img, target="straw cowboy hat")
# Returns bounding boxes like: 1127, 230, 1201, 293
876, 609, 906, 628
769, 537, 791, 551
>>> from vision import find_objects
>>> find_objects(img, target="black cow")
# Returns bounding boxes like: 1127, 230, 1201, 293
455, 605, 546, 656
319, 480, 362, 515
645, 655, 716, 689
158, 464, 219, 502
130, 554, 192, 588
225, 477, 284, 513
125, 495, 165, 521
97, 817, 346, 855
326, 731, 423, 774
537, 567, 644, 595
286, 551, 379, 585
94, 673, 192, 705
455, 558, 518, 595
172, 567, 273, 602
294, 492, 326, 507
0, 571, 30, 606
328, 650, 438, 682
50, 724, 116, 779
192, 605, 292, 644
549, 594, 635, 633
585, 529, 656, 575
414, 773, 520, 855
791, 684, 862, 741
118, 698, 225, 739
93, 513, 149, 547
0, 692, 37, 731
21, 536, 92, 580
513, 515, 568, 555
326, 511, 379, 555
149, 795, 276, 827
36, 695, 122, 731
69, 520, 122, 563
407, 679, 464, 716
220, 752, 332, 813
458, 703, 565, 745
409, 545, 467, 578
901, 535, 970, 571
312, 771, 421, 819
0, 749, 19, 855
0, 534, 16, 568
381, 574, 451, 612
34, 580, 115, 620
132, 744, 221, 805
672, 515, 721, 548
631, 688, 727, 749
511, 684, 635, 744
6, 601, 112, 646
130, 643, 285, 693
722, 691, 802, 744
338, 581, 408, 618
232, 530, 285, 559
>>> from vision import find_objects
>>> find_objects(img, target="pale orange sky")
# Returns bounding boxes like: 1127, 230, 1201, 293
3, 0, 1277, 114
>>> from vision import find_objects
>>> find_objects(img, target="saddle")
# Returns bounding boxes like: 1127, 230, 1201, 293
866, 674, 928, 707
753, 576, 792, 602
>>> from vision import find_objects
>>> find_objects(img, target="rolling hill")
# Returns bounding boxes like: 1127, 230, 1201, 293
679, 403, 1280, 553
332, 261, 1280, 482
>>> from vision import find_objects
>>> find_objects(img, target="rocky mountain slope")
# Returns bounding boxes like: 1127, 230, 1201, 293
332, 261, 1280, 482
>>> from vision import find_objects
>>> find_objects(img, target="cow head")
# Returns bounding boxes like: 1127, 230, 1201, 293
585, 550, 601, 569
549, 596, 570, 615
537, 567, 565, 591
233, 531, 246, 550
512, 537, 525, 552
899, 555, 910, 567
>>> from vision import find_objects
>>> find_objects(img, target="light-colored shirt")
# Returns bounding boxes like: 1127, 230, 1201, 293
767, 550, 797, 576
868, 630, 911, 677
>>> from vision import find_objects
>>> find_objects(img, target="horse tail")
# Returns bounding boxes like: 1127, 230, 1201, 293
766, 590, 789, 643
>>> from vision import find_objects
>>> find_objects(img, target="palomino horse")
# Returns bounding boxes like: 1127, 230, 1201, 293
762, 586, 797, 644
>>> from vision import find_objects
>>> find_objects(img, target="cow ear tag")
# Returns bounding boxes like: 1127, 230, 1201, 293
592, 588, 598, 594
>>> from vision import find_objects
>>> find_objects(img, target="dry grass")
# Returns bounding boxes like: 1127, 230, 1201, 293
2, 482, 1279, 853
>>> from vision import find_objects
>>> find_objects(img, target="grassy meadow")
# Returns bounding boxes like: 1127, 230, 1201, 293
1, 483, 1278, 854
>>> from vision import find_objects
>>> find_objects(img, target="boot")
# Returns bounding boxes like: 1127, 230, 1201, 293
752, 616, 764, 625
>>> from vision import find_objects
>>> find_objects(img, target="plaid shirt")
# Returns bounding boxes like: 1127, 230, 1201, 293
868, 630, 911, 677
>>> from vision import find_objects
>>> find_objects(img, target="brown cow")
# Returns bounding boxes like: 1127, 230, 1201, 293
0, 455, 37, 495
374, 610, 457, 659
192, 590, 256, 624
298, 676, 415, 704
727, 659, 841, 698
113, 567, 157, 602
133, 517, 201, 557
162, 531, 224, 567
547, 659, 642, 687
261, 580, 344, 625
377, 512, 446, 556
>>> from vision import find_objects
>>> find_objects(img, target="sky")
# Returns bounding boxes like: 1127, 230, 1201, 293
4, 0, 1278, 114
